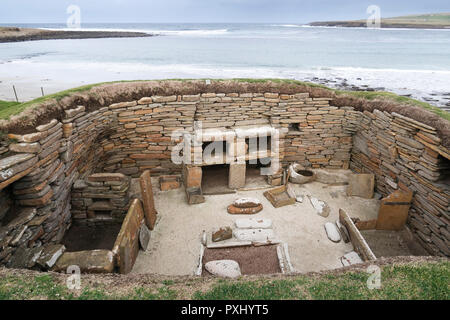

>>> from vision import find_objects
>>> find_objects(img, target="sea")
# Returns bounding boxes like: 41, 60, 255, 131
0, 23, 449, 109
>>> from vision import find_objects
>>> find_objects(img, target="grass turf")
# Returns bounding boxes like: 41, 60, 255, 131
0, 79, 448, 122
0, 261, 448, 300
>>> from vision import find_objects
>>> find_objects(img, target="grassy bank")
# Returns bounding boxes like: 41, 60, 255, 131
0, 79, 448, 122
0, 261, 448, 300
310, 12, 450, 29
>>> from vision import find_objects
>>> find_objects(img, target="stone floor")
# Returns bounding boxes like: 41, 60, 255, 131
131, 176, 382, 275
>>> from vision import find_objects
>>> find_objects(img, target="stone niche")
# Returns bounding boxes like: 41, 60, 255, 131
0, 83, 449, 273
71, 173, 131, 223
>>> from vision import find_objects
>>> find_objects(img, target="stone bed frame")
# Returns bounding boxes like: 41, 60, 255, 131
0, 81, 449, 272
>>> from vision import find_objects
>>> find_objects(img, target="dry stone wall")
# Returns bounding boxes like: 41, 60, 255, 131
350, 110, 450, 256
0, 87, 449, 269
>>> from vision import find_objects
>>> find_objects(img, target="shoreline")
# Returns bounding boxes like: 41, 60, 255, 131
309, 21, 450, 29
0, 27, 154, 43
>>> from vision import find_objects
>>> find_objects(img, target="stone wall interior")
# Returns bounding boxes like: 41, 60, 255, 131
0, 83, 448, 272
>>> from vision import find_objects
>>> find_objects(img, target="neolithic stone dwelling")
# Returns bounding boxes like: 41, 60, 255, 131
0, 80, 448, 271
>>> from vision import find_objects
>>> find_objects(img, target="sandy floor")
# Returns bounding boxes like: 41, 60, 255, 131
132, 178, 381, 275
361, 229, 428, 257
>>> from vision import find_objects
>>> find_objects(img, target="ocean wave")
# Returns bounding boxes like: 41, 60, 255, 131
270, 24, 305, 28
39, 27, 229, 36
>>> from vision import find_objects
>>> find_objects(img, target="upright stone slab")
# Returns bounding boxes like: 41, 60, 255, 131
346, 173, 375, 199
376, 189, 413, 231
229, 163, 246, 189
184, 166, 202, 188
139, 170, 158, 230
112, 199, 145, 274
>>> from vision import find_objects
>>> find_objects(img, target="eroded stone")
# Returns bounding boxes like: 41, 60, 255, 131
324, 222, 341, 243
205, 260, 241, 278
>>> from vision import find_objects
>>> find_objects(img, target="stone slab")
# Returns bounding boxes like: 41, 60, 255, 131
324, 222, 341, 243
229, 163, 246, 189
376, 189, 413, 231
235, 218, 272, 229
52, 250, 115, 274
212, 227, 232, 242
346, 173, 375, 199
139, 170, 158, 230
139, 224, 151, 251
340, 251, 363, 267
205, 260, 241, 278
233, 228, 275, 241
112, 199, 145, 274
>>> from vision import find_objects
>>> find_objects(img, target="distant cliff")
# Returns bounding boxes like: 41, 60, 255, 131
310, 13, 450, 29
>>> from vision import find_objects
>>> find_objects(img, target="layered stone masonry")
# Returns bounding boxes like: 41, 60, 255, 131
0, 90, 449, 269
350, 110, 450, 257
71, 173, 131, 224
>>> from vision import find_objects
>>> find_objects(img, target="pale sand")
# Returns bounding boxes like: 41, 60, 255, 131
131, 179, 380, 275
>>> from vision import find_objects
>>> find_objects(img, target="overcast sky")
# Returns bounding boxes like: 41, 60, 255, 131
0, 0, 449, 23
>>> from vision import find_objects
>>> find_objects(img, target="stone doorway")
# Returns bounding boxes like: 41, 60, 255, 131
201, 164, 233, 195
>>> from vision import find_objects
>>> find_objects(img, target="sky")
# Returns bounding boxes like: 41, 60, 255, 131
0, 0, 449, 23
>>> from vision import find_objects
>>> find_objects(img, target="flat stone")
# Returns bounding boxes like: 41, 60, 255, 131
340, 251, 363, 267
233, 228, 275, 241
346, 173, 375, 199
235, 218, 272, 229
232, 197, 261, 208
52, 250, 114, 274
65, 105, 85, 118
88, 173, 126, 182
139, 224, 151, 251
0, 155, 38, 183
309, 197, 330, 218
36, 244, 65, 269
9, 142, 41, 154
88, 201, 115, 211
324, 222, 341, 243
17, 188, 53, 207
313, 169, 350, 184
212, 227, 232, 242
73, 179, 88, 190
227, 204, 263, 215
0, 153, 35, 171
5, 207, 36, 231
8, 131, 47, 143
36, 119, 58, 132
205, 260, 242, 278
8, 246, 43, 269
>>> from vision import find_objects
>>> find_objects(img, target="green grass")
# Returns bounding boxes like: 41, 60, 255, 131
0, 261, 448, 300
0, 100, 21, 119
334, 89, 450, 121
386, 13, 450, 24
0, 79, 448, 122
194, 262, 450, 300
